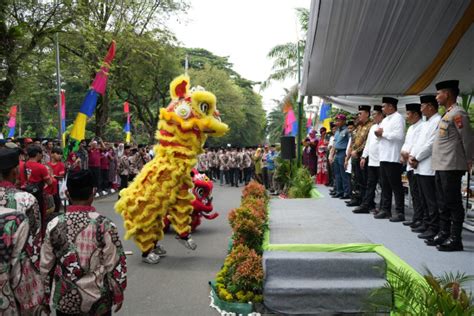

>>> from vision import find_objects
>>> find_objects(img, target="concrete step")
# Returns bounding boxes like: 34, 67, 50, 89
264, 278, 389, 314
263, 251, 386, 280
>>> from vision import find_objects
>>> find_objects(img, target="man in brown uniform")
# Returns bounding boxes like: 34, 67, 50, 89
346, 105, 373, 207
432, 80, 473, 251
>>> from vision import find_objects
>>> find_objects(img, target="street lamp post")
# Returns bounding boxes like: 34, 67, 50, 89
296, 40, 303, 167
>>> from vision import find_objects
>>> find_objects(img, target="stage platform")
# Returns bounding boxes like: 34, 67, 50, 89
262, 187, 474, 315
263, 198, 388, 315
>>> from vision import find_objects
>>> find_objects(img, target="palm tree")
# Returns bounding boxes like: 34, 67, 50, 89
261, 8, 309, 89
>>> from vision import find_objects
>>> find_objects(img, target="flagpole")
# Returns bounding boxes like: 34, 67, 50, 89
55, 32, 63, 147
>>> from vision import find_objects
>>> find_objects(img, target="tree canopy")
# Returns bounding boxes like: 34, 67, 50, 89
1, 0, 266, 146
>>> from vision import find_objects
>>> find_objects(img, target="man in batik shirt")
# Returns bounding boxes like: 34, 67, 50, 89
0, 147, 44, 314
40, 170, 127, 315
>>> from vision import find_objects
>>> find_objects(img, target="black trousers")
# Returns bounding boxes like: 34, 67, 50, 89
361, 164, 378, 209
417, 175, 439, 232
262, 167, 269, 189
407, 171, 424, 222
435, 170, 465, 238
119, 175, 128, 191
243, 167, 252, 184
351, 157, 368, 202
89, 167, 101, 189
379, 162, 404, 215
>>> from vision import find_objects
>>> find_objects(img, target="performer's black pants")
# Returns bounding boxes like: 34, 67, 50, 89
379, 162, 404, 216
407, 171, 424, 223
417, 174, 439, 232
435, 170, 465, 238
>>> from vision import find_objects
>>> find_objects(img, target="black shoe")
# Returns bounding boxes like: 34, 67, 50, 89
332, 194, 343, 198
353, 207, 370, 214
418, 230, 437, 239
437, 237, 463, 252
410, 221, 423, 229
389, 215, 405, 222
340, 195, 351, 200
425, 232, 450, 246
374, 212, 389, 219
411, 225, 427, 233
403, 220, 415, 226
346, 200, 360, 207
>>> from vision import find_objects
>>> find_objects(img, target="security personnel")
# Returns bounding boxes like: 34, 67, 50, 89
331, 114, 351, 199
432, 80, 473, 251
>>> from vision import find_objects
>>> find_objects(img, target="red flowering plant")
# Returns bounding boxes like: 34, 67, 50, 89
242, 180, 269, 202
214, 181, 269, 305
215, 245, 264, 303
230, 206, 266, 254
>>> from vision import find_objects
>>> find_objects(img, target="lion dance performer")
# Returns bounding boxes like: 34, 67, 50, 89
164, 169, 218, 233
115, 75, 228, 264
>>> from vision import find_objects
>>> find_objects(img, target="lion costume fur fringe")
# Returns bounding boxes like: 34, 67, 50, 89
115, 75, 229, 252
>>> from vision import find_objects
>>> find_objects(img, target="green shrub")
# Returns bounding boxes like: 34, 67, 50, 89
288, 167, 313, 198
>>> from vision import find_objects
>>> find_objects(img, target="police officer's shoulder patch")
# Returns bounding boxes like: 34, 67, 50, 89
454, 114, 463, 129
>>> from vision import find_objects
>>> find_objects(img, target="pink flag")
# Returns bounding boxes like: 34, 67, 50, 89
90, 41, 116, 95
123, 101, 129, 113
284, 109, 296, 135
7, 105, 17, 128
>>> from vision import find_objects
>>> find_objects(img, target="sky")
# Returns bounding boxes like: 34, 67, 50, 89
168, 0, 311, 113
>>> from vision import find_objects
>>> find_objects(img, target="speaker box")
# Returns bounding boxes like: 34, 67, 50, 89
280, 136, 296, 160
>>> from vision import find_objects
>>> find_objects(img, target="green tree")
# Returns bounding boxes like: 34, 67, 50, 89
261, 8, 308, 89
189, 65, 265, 147
0, 0, 73, 112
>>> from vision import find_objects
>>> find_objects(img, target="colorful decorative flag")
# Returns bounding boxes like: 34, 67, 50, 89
306, 112, 313, 134
123, 101, 131, 143
7, 105, 17, 138
319, 103, 332, 131
60, 90, 66, 146
284, 109, 298, 137
70, 41, 116, 143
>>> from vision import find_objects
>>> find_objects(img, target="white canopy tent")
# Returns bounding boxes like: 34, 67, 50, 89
300, 0, 474, 110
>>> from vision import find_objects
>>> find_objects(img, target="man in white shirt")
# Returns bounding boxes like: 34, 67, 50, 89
374, 97, 406, 221
400, 104, 424, 225
354, 105, 384, 214
408, 95, 442, 244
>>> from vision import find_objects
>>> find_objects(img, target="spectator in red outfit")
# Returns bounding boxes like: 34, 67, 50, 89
100, 147, 110, 194
19, 145, 53, 232
88, 139, 104, 192
47, 147, 66, 213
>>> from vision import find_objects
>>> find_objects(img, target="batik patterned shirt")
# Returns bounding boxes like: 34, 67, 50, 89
0, 182, 44, 314
40, 205, 127, 314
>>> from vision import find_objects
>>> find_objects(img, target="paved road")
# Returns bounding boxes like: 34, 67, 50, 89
93, 184, 243, 316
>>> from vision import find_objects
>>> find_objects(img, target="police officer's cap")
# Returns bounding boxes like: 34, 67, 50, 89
0, 148, 21, 170
435, 80, 459, 91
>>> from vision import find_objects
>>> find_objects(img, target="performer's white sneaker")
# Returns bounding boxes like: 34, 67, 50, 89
152, 244, 167, 257
176, 235, 197, 250
142, 252, 160, 264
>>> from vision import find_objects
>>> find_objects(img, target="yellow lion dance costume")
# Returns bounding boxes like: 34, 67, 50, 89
115, 75, 228, 256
